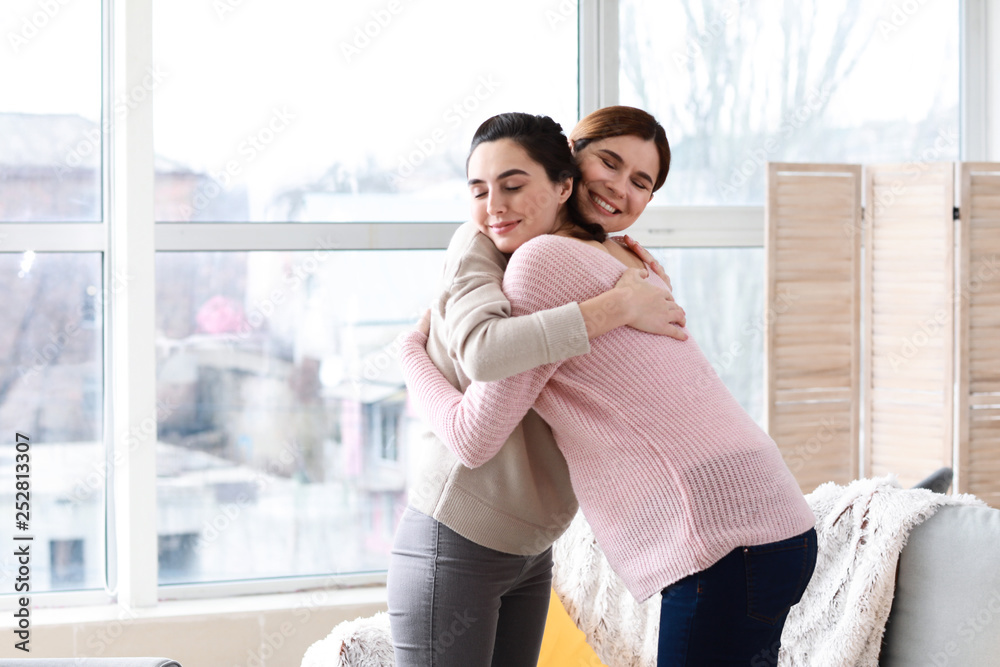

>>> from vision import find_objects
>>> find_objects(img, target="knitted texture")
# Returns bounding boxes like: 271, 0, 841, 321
400, 234, 816, 602
405, 221, 586, 556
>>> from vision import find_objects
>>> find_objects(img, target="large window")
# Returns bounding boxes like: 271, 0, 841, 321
150, 0, 579, 586
621, 1, 961, 425
0, 1, 102, 222
0, 0, 976, 608
153, 0, 579, 222
620, 0, 960, 206
154, 250, 441, 583
0, 254, 104, 591
0, 0, 104, 596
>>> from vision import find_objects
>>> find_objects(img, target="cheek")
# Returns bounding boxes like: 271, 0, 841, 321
630, 193, 651, 215
523, 190, 553, 219
578, 169, 598, 190
470, 200, 489, 227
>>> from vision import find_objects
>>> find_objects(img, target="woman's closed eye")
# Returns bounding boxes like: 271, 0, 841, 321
470, 184, 523, 199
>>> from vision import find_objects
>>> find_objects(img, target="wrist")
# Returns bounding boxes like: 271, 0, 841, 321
610, 285, 637, 326
399, 329, 428, 350
581, 287, 635, 338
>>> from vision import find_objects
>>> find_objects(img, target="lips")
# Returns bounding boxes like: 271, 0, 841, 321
490, 220, 519, 234
589, 191, 621, 216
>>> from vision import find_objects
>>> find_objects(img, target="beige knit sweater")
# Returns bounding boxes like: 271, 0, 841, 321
405, 221, 590, 555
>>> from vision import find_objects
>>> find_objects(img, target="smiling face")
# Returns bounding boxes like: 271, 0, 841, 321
467, 138, 574, 254
573, 134, 659, 234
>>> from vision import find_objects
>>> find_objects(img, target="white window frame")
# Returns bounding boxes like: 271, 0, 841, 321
1, 0, 995, 611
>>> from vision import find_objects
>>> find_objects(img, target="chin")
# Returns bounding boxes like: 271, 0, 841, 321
603, 220, 633, 234
489, 237, 519, 254
586, 213, 631, 235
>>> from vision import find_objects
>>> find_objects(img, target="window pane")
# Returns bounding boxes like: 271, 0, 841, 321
0, 253, 104, 591
0, 1, 102, 222
620, 0, 960, 205
153, 1, 579, 222
155, 250, 442, 583
649, 247, 764, 424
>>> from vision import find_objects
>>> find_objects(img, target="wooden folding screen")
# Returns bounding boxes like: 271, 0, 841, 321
957, 163, 1000, 508
863, 164, 955, 487
765, 164, 861, 493
768, 161, 1000, 504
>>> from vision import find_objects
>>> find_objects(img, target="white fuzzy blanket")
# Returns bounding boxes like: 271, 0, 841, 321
778, 476, 983, 666
551, 476, 984, 667
300, 611, 395, 667
551, 511, 660, 666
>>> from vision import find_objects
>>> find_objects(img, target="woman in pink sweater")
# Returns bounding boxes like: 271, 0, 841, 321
400, 115, 818, 665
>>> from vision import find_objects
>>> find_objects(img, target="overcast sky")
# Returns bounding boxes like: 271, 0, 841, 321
2, 0, 957, 212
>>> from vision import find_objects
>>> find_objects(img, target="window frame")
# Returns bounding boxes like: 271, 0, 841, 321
0, 0, 991, 610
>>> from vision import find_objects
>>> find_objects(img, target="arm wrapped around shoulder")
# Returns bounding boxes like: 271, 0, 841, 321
398, 328, 557, 468
446, 232, 590, 382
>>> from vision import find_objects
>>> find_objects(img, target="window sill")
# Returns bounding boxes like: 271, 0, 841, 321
21, 586, 389, 663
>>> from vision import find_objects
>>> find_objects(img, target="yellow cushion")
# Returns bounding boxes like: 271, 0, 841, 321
537, 588, 608, 666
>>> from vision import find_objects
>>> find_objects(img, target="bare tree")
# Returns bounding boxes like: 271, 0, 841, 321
621, 0, 879, 204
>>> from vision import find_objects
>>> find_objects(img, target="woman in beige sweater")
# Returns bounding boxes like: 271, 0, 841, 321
387, 109, 678, 666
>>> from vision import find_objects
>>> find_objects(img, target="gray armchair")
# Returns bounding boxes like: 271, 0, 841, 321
880, 503, 1000, 665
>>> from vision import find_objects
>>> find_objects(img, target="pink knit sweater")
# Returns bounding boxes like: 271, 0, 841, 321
399, 234, 815, 602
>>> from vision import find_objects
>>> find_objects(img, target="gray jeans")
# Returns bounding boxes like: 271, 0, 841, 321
387, 506, 553, 666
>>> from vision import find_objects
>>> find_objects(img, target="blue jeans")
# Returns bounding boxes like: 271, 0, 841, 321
387, 506, 553, 667
657, 528, 817, 666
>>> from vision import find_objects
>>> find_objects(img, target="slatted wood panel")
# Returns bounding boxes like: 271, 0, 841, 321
957, 163, 1000, 508
864, 163, 955, 487
766, 163, 861, 493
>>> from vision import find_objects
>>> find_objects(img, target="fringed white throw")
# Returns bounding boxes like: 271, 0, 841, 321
551, 476, 984, 667
778, 476, 982, 666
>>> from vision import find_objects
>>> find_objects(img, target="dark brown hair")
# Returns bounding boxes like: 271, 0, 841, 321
569, 106, 671, 192
468, 113, 605, 243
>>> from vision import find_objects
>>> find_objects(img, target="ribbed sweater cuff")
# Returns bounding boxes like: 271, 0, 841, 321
540, 302, 590, 363
399, 330, 446, 400
398, 329, 461, 430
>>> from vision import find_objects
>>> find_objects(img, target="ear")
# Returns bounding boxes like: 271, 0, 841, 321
557, 177, 574, 205
568, 137, 577, 156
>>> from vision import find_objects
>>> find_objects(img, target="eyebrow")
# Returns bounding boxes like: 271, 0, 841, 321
467, 168, 530, 186
598, 149, 654, 187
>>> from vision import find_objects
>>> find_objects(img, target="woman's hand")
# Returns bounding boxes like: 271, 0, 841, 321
614, 268, 687, 340
416, 308, 431, 336
613, 234, 672, 292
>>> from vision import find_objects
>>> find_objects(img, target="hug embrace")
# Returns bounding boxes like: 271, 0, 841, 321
388, 107, 817, 666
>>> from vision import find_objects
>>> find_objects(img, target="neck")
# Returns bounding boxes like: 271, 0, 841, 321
550, 213, 579, 239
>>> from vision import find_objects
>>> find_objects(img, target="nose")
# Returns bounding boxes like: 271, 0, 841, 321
486, 189, 507, 217
608, 173, 628, 198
